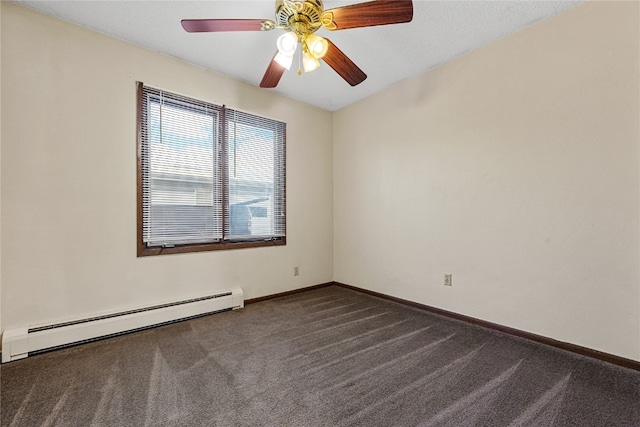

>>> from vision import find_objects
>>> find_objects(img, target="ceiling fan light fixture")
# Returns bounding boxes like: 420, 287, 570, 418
182, 0, 413, 88
274, 51, 295, 70
305, 34, 328, 59
302, 51, 321, 73
276, 31, 298, 56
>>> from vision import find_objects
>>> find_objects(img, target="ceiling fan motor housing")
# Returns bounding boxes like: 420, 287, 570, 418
276, 0, 324, 36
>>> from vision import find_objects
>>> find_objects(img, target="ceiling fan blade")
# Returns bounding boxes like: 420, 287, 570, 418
260, 52, 286, 88
322, 0, 413, 30
322, 39, 367, 86
181, 19, 275, 33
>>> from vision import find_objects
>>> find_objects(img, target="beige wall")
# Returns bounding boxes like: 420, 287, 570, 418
0, 3, 333, 331
333, 1, 640, 361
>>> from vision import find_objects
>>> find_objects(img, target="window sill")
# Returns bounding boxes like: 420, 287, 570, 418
137, 237, 286, 257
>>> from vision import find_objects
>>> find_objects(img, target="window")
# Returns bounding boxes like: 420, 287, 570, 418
137, 83, 286, 256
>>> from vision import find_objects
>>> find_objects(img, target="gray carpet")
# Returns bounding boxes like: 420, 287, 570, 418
1, 285, 639, 426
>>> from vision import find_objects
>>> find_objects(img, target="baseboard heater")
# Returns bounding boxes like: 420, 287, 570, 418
1, 288, 244, 363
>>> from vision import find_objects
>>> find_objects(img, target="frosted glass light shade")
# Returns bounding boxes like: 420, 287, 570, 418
305, 34, 328, 59
277, 32, 298, 56
274, 52, 294, 70
302, 51, 321, 72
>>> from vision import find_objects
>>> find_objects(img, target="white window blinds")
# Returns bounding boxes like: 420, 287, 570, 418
225, 108, 286, 240
139, 84, 286, 249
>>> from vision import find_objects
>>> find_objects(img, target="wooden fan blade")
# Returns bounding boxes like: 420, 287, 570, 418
322, 39, 367, 86
322, 0, 413, 30
260, 52, 286, 88
181, 19, 275, 33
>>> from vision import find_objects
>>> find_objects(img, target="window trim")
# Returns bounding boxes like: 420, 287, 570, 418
136, 82, 286, 257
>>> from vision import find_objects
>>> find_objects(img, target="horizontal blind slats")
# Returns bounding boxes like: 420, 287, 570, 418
141, 86, 222, 246
140, 85, 285, 247
224, 108, 286, 240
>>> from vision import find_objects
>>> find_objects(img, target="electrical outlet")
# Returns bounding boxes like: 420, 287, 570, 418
444, 274, 452, 286
294, 266, 299, 276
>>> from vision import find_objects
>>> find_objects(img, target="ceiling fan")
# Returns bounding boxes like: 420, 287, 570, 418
181, 0, 413, 88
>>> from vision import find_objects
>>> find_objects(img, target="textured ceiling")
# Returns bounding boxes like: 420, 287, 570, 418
16, 0, 582, 111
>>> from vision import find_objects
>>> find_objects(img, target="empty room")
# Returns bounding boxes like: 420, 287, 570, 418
1, 0, 638, 426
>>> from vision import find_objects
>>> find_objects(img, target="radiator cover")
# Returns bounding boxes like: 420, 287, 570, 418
1, 288, 243, 363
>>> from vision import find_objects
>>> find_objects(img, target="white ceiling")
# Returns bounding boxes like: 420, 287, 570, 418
16, 0, 582, 111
